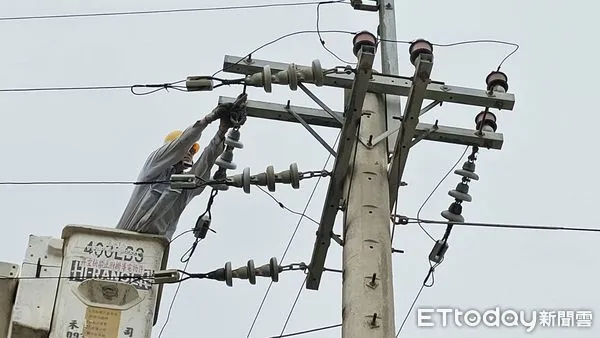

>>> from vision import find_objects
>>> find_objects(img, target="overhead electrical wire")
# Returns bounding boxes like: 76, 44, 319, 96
214, 29, 356, 77
278, 276, 308, 336
257, 187, 321, 226
395, 261, 441, 337
267, 323, 342, 338
0, 30, 356, 94
0, 180, 169, 186
246, 131, 340, 338
379, 38, 520, 71
13, 219, 596, 285
159, 186, 220, 336
410, 218, 600, 234
316, 1, 354, 64
0, 275, 152, 282
432, 39, 520, 71
157, 260, 190, 338
168, 229, 195, 244
0, 85, 132, 92
0, 179, 221, 187
0, 1, 349, 22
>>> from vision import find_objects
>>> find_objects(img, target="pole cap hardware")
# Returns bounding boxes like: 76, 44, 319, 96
353, 31, 377, 56
475, 110, 498, 132
486, 70, 509, 92
409, 39, 433, 66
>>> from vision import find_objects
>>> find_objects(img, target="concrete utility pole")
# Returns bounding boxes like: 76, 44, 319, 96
340, 0, 400, 334
341, 88, 395, 337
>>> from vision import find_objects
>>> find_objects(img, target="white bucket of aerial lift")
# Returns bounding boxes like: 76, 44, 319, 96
49, 225, 169, 338
0, 262, 19, 338
8, 235, 63, 338
245, 59, 324, 93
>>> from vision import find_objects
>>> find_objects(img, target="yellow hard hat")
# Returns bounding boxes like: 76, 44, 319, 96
164, 130, 199, 155
164, 130, 183, 143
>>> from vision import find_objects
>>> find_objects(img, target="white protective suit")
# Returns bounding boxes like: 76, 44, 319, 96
116, 118, 225, 240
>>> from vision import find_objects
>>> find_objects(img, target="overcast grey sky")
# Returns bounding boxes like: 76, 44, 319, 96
1, 0, 599, 337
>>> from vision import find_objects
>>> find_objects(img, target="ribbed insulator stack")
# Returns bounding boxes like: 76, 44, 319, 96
213, 128, 245, 190
441, 155, 479, 223
226, 163, 301, 194
205, 257, 280, 287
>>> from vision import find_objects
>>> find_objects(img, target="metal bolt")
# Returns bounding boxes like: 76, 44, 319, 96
370, 273, 377, 286
370, 313, 379, 328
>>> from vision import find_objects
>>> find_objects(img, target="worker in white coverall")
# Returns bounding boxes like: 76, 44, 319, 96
116, 95, 247, 240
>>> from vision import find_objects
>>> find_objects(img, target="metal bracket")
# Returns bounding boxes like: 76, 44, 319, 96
365, 100, 442, 149
410, 121, 439, 148
284, 100, 337, 157
298, 82, 344, 126
223, 55, 515, 111
419, 100, 441, 117
388, 54, 433, 211
218, 96, 504, 150
331, 233, 344, 247
306, 46, 375, 290
350, 0, 379, 11
358, 135, 372, 148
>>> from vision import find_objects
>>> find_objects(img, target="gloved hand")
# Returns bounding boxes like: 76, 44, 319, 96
207, 93, 248, 132
229, 93, 248, 127
206, 103, 234, 124
218, 113, 234, 133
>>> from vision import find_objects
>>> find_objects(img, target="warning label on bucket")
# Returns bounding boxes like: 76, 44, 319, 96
83, 306, 121, 338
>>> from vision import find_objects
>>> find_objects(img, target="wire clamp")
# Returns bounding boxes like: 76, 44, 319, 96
390, 214, 409, 225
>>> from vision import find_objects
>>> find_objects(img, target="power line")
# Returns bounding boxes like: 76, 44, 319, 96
246, 131, 340, 338
278, 276, 308, 336
0, 79, 218, 95
0, 85, 131, 92
0, 275, 152, 282
159, 186, 224, 335
380, 38, 520, 70
268, 323, 342, 338
215, 29, 356, 77
0, 1, 349, 22
157, 259, 190, 338
0, 30, 355, 94
411, 218, 600, 234
395, 262, 440, 337
0, 180, 169, 186
0, 81, 190, 94
169, 229, 194, 244
257, 187, 321, 226
316, 1, 354, 64
431, 39, 520, 71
